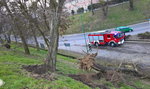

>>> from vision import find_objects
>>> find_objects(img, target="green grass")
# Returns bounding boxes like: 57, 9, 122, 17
0, 45, 91, 89
0, 43, 150, 89
134, 80, 150, 89
66, 0, 150, 34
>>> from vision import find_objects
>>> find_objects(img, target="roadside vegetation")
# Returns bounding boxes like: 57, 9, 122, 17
138, 31, 150, 39
0, 44, 150, 89
66, 0, 150, 34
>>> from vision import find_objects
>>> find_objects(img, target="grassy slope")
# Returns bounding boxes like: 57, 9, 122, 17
0, 44, 90, 89
66, 0, 150, 34
0, 44, 150, 89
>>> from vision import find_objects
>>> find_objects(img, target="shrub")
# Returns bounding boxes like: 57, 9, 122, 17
87, 0, 129, 11
138, 32, 150, 39
77, 7, 84, 14
125, 35, 131, 40
111, 0, 129, 3
71, 10, 75, 15
88, 3, 102, 11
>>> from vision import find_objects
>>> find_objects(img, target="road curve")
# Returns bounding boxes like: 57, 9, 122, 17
58, 21, 150, 64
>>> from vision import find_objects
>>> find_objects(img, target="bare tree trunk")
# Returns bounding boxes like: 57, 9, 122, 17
31, 28, 40, 51
14, 35, 18, 43
44, 0, 65, 72
7, 32, 11, 43
4, 34, 7, 42
3, 33, 11, 43
45, 16, 59, 72
102, 0, 108, 19
12, 29, 18, 43
0, 36, 4, 44
33, 21, 50, 47
18, 29, 30, 54
102, 5, 108, 19
129, 0, 134, 11
91, 0, 94, 15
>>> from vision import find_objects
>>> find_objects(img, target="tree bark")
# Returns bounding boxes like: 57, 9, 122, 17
31, 27, 40, 51
102, 0, 108, 19
4, 33, 11, 43
7, 33, 11, 43
19, 30, 30, 54
0, 36, 4, 44
14, 35, 18, 43
12, 29, 18, 43
129, 0, 134, 11
47, 16, 59, 72
92, 63, 150, 78
4, 34, 8, 42
91, 0, 94, 15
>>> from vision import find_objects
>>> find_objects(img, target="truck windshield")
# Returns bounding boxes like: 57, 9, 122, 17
114, 33, 124, 38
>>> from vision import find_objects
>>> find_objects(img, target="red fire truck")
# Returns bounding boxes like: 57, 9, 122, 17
88, 31, 125, 47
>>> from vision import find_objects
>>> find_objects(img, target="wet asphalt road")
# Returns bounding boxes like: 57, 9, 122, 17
58, 22, 150, 64
59, 22, 150, 45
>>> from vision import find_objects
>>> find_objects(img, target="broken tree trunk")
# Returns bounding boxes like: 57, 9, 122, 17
92, 63, 142, 77
78, 53, 150, 79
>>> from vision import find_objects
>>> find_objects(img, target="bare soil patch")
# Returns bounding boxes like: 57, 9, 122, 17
68, 73, 108, 89
22, 65, 48, 74
68, 71, 125, 89
22, 65, 56, 81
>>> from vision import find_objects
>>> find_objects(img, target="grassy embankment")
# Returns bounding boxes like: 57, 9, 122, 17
66, 0, 150, 34
0, 44, 150, 89
0, 44, 90, 89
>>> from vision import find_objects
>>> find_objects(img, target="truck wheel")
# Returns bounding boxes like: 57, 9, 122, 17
110, 42, 116, 47
129, 29, 133, 32
95, 42, 99, 47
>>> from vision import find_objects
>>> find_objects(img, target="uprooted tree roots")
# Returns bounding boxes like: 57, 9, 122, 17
77, 53, 124, 83
78, 53, 97, 71
77, 53, 150, 83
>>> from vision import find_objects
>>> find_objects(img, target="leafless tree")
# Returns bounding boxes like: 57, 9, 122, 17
99, 0, 109, 19
17, 0, 67, 72
1, 0, 30, 54
1, 0, 68, 72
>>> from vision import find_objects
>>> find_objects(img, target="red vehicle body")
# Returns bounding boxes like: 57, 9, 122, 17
88, 31, 125, 47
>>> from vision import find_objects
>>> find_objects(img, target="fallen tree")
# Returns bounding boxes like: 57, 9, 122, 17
78, 53, 150, 79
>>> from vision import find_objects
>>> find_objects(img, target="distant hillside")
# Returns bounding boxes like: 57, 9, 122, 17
66, 0, 150, 34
